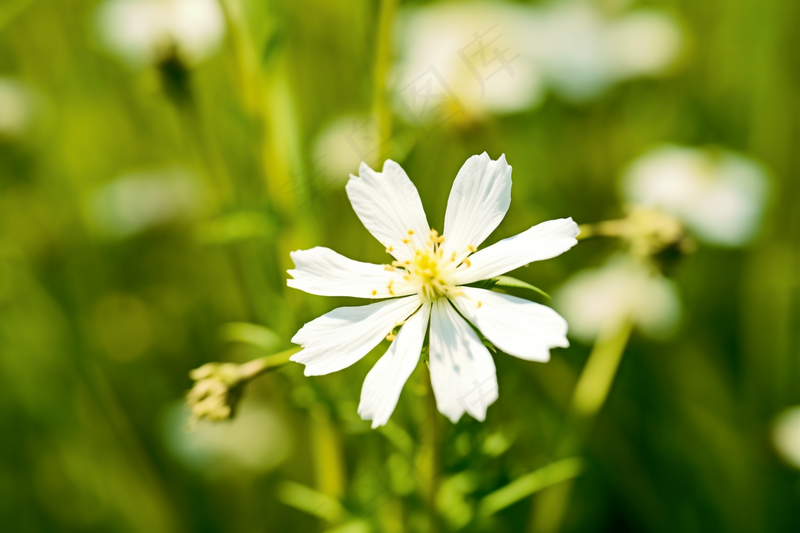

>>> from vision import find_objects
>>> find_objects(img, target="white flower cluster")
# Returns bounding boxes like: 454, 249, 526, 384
393, 0, 682, 120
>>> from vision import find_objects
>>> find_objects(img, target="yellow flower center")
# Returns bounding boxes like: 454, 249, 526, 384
409, 236, 453, 302
383, 229, 476, 303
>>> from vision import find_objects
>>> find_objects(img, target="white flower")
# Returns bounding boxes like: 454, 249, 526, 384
773, 407, 800, 469
621, 145, 770, 247
0, 78, 35, 139
86, 168, 204, 238
528, 0, 682, 101
554, 254, 681, 342
94, 0, 225, 67
163, 401, 290, 476
287, 153, 579, 426
393, 0, 681, 121
394, 2, 545, 120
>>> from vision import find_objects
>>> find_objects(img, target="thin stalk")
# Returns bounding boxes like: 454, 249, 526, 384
239, 346, 302, 381
529, 319, 634, 533
373, 0, 399, 163
420, 367, 440, 533
577, 219, 629, 240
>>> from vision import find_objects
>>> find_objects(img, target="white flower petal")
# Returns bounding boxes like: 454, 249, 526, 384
346, 160, 431, 262
442, 153, 512, 260
291, 296, 421, 376
358, 303, 431, 428
455, 218, 580, 285
428, 299, 498, 423
287, 246, 414, 299
451, 287, 568, 362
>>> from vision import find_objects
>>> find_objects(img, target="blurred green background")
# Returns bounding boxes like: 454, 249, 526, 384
1, 0, 799, 532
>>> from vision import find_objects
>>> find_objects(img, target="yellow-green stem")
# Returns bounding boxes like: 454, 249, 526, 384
239, 346, 302, 381
577, 219, 629, 240
373, 0, 398, 163
421, 367, 440, 532
529, 319, 634, 533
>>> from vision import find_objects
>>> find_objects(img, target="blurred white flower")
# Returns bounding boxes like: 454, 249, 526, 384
86, 168, 205, 238
529, 0, 682, 101
393, 0, 681, 122
288, 153, 579, 426
94, 0, 225, 67
773, 407, 800, 469
554, 254, 681, 342
163, 401, 290, 477
312, 114, 414, 184
312, 115, 381, 185
0, 78, 35, 139
622, 146, 770, 247
394, 2, 545, 121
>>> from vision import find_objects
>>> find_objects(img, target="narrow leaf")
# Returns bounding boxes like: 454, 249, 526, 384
477, 457, 584, 517
277, 481, 345, 523
493, 275, 551, 299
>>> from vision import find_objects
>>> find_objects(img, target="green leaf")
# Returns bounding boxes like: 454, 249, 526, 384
464, 277, 499, 290
492, 275, 551, 299
277, 481, 345, 523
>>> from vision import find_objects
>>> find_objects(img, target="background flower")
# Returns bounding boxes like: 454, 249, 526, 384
530, 0, 682, 101
554, 254, 681, 342
0, 78, 37, 140
393, 0, 682, 122
94, 0, 226, 66
622, 145, 770, 247
394, 2, 545, 119
773, 407, 800, 470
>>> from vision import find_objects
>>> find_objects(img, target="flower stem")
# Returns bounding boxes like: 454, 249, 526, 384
529, 319, 634, 533
239, 346, 302, 381
568, 319, 634, 438
373, 0, 398, 163
418, 367, 440, 532
577, 219, 629, 240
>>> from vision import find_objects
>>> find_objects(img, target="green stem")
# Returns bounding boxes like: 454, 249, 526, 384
568, 319, 634, 439
577, 219, 629, 241
529, 319, 634, 533
422, 368, 440, 532
373, 0, 398, 163
239, 346, 302, 381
